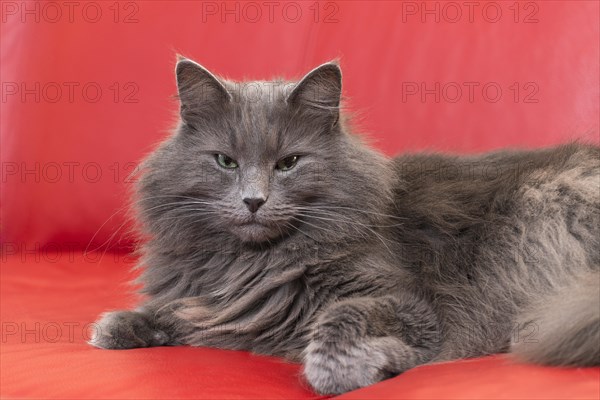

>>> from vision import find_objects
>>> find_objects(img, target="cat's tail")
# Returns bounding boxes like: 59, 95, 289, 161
511, 270, 600, 367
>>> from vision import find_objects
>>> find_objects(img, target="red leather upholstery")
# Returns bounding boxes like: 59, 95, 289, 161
1, 1, 599, 398
2, 253, 599, 399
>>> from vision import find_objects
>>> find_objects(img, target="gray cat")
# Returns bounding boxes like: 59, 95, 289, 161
91, 58, 600, 394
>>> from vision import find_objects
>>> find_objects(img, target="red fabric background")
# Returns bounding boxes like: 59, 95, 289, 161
1, 1, 599, 399
2, 0, 599, 250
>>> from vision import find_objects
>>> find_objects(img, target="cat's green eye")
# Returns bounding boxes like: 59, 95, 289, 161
276, 155, 299, 171
215, 154, 238, 169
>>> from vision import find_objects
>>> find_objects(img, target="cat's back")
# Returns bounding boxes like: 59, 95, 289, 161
388, 142, 599, 271
391, 143, 599, 223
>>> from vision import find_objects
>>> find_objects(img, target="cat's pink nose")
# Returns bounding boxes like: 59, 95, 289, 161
243, 197, 266, 213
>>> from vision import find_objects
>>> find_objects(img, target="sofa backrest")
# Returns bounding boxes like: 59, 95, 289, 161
2, 1, 598, 253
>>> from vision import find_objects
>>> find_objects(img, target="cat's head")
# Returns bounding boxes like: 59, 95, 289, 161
136, 58, 392, 245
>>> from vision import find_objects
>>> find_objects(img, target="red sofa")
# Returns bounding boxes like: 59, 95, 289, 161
1, 1, 599, 398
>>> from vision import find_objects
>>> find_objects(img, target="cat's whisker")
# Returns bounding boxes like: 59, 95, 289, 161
282, 220, 318, 242
85, 197, 217, 255
85, 203, 139, 256
290, 215, 375, 249
294, 211, 395, 256
133, 194, 216, 204
293, 205, 406, 222
156, 213, 220, 234
295, 207, 404, 228
294, 210, 372, 241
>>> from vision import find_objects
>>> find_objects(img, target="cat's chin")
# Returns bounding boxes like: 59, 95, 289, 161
234, 222, 281, 243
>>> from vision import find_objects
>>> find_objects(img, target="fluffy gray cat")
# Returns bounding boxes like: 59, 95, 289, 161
91, 58, 600, 394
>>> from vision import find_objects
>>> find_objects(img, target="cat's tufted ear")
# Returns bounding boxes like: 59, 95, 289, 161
175, 58, 231, 124
286, 62, 342, 125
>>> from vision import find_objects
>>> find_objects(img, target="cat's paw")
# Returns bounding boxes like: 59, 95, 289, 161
89, 310, 170, 349
303, 336, 399, 395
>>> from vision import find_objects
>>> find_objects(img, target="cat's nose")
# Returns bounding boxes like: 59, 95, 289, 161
243, 197, 266, 213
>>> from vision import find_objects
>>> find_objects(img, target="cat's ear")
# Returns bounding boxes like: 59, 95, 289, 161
286, 61, 342, 125
175, 58, 231, 124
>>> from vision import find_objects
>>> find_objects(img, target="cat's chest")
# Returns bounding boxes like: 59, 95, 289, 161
200, 241, 373, 319
201, 242, 316, 302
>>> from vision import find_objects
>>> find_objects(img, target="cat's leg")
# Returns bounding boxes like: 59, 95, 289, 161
303, 294, 441, 395
89, 308, 173, 349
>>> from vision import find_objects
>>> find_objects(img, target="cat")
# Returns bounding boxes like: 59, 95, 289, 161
90, 57, 600, 395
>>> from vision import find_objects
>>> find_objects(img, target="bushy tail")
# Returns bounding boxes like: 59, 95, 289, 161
512, 271, 600, 367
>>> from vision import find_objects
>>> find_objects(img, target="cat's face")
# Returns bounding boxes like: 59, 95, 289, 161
138, 59, 388, 245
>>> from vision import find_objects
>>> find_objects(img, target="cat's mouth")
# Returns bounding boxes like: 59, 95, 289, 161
236, 221, 277, 242
233, 215, 292, 243
240, 221, 265, 227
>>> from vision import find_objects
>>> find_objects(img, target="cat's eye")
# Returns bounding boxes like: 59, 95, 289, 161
215, 154, 238, 169
275, 155, 299, 171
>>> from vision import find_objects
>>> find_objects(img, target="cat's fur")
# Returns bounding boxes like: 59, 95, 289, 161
91, 58, 600, 394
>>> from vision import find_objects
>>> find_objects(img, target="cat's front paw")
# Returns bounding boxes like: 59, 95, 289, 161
89, 310, 169, 349
303, 337, 399, 395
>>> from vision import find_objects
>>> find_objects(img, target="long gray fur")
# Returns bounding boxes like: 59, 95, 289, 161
91, 58, 600, 394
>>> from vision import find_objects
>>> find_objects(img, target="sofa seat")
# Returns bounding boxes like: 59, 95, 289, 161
1, 251, 598, 399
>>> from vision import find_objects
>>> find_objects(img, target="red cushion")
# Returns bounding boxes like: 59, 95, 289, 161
2, 252, 598, 399
338, 357, 600, 400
